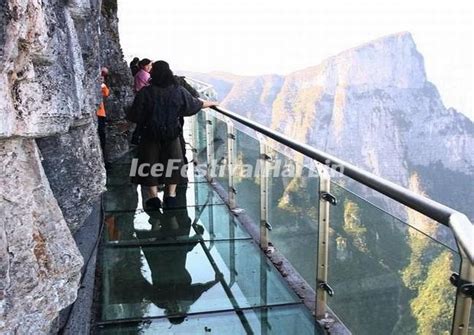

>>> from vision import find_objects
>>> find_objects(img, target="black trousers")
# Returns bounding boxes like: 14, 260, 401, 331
98, 116, 106, 161
132, 123, 187, 164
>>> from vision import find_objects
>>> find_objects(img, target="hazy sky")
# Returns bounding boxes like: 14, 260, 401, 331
118, 0, 473, 120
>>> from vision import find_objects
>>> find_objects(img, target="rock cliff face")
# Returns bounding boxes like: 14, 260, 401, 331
99, 0, 134, 161
187, 33, 474, 220
0, 139, 84, 333
0, 0, 130, 332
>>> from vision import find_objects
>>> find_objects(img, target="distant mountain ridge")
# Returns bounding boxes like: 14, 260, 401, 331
182, 32, 474, 220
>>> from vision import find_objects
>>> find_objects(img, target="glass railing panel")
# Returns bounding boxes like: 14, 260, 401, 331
266, 149, 320, 288
327, 181, 460, 334
233, 127, 262, 235
193, 111, 208, 166
212, 117, 229, 189
328, 169, 459, 250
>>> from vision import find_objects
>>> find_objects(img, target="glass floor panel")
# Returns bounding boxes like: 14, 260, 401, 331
103, 204, 251, 244
106, 162, 207, 186
104, 182, 225, 212
96, 305, 323, 335
107, 146, 206, 186
204, 240, 301, 308
110, 147, 195, 166
99, 240, 299, 322
96, 145, 322, 334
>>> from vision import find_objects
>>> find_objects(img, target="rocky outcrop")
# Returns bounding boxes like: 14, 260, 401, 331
0, 0, 131, 332
0, 139, 83, 334
220, 75, 284, 126
36, 122, 105, 232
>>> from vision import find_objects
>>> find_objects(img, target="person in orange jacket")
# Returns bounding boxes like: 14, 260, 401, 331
97, 67, 110, 162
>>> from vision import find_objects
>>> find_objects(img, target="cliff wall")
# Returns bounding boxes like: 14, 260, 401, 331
0, 0, 131, 332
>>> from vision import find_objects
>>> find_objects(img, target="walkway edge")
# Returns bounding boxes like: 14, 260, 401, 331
57, 196, 103, 335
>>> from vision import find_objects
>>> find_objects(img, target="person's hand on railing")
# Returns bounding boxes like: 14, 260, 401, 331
215, 271, 224, 282
201, 100, 219, 108
192, 223, 205, 235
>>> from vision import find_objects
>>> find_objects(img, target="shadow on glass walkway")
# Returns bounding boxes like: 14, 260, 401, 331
94, 147, 323, 334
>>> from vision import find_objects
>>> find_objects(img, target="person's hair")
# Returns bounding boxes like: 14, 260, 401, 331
130, 57, 139, 65
138, 58, 152, 68
150, 60, 176, 88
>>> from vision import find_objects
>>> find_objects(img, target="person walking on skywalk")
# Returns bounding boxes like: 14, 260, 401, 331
127, 60, 218, 209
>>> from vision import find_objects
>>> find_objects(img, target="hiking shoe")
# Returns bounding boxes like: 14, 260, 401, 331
145, 197, 162, 209
163, 196, 179, 209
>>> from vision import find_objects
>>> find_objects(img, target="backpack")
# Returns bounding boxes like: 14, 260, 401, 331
144, 87, 182, 141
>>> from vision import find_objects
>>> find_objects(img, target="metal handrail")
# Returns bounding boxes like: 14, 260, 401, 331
208, 105, 474, 263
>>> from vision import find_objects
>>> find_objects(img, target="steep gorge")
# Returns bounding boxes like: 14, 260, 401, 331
185, 32, 474, 222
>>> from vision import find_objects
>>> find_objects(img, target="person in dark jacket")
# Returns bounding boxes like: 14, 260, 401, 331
127, 61, 218, 209
130, 70, 199, 147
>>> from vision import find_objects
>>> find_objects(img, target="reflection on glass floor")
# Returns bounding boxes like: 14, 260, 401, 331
104, 182, 225, 212
104, 204, 251, 245
95, 150, 323, 334
97, 305, 319, 335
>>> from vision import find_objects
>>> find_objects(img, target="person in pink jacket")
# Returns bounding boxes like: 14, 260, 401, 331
134, 58, 152, 93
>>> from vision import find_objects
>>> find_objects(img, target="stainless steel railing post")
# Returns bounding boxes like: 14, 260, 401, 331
205, 111, 215, 182
315, 162, 331, 317
258, 135, 270, 334
260, 252, 269, 335
191, 114, 198, 165
226, 119, 237, 209
452, 248, 474, 334
259, 135, 270, 250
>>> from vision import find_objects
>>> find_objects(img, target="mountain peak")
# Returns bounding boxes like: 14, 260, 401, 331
300, 31, 427, 90
343, 31, 416, 55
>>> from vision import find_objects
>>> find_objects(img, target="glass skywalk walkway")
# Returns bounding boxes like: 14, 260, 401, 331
93, 79, 473, 334
94, 147, 323, 334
